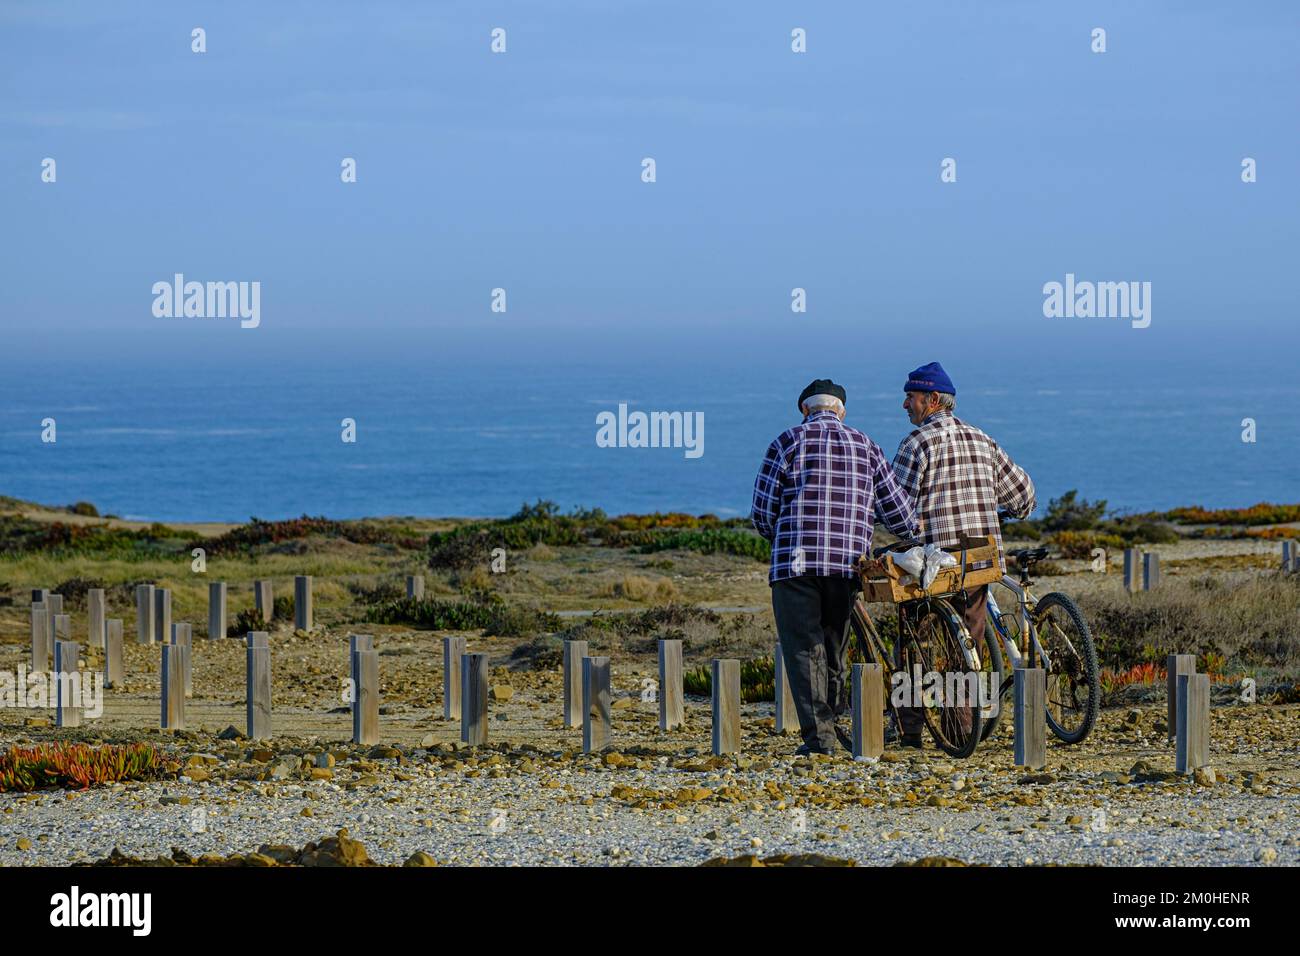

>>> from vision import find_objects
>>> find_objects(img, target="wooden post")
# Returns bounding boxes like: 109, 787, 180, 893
47, 594, 62, 649
712, 658, 741, 755
55, 641, 81, 728
406, 575, 424, 600
657, 639, 683, 731
30, 605, 49, 674
1175, 673, 1210, 774
1142, 552, 1160, 590
1166, 654, 1196, 741
442, 635, 466, 720
245, 632, 271, 740
461, 652, 489, 746
104, 619, 124, 688
254, 580, 273, 624
54, 613, 71, 646
562, 640, 588, 728
161, 643, 185, 730
1123, 549, 1141, 592
582, 656, 611, 753
851, 662, 884, 760
87, 588, 106, 649
774, 641, 799, 735
136, 584, 155, 645
1282, 540, 1297, 572
32, 588, 49, 605
208, 582, 227, 639
352, 648, 379, 745
294, 575, 313, 631
1013, 664, 1046, 769
154, 588, 171, 644
172, 623, 193, 696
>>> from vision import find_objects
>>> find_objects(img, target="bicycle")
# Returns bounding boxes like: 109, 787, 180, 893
849, 534, 1002, 758
978, 540, 1100, 745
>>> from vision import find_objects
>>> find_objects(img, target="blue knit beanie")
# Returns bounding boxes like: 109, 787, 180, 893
904, 362, 955, 395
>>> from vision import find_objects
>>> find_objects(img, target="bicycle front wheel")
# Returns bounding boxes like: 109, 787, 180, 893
1032, 592, 1100, 744
901, 600, 983, 758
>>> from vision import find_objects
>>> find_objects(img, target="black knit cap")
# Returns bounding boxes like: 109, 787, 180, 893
797, 378, 847, 412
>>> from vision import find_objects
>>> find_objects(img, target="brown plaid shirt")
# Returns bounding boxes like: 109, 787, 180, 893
891, 411, 1035, 554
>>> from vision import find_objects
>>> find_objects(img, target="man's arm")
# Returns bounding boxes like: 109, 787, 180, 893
891, 434, 926, 504
873, 444, 917, 537
750, 438, 786, 541
993, 441, 1036, 519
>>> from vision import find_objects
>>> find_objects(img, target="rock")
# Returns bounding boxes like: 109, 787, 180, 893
299, 830, 371, 867
703, 829, 720, 840
309, 768, 333, 780
367, 746, 401, 760
185, 769, 210, 783
403, 851, 438, 867
1193, 766, 1215, 787
611, 697, 633, 710
315, 752, 335, 769
1124, 709, 1141, 726
1255, 848, 1278, 865
250, 749, 274, 763
16, 837, 31, 851
300, 807, 314, 817
257, 844, 298, 864
489, 685, 514, 702
217, 725, 246, 741
419, 733, 436, 748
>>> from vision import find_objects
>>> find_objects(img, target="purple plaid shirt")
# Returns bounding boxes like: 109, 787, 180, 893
751, 410, 918, 584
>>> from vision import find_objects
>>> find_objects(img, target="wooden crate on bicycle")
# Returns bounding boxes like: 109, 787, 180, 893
856, 534, 1003, 603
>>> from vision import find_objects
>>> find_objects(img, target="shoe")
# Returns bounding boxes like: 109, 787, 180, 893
795, 743, 831, 757
901, 732, 924, 749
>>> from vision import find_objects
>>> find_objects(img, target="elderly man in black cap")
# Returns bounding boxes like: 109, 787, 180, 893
751, 379, 918, 755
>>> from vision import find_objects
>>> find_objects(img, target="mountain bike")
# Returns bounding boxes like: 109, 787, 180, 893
978, 541, 1100, 745
849, 534, 1002, 758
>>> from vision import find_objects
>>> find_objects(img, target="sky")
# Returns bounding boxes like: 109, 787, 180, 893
2, 0, 1296, 370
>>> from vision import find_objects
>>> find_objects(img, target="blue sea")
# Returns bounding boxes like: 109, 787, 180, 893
1, 330, 1296, 522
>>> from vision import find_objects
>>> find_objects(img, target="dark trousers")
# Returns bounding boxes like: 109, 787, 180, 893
896, 585, 988, 735
772, 575, 858, 752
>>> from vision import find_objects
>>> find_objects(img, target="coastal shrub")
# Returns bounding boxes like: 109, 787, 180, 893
1154, 503, 1300, 526
52, 577, 107, 608
599, 574, 679, 603
346, 579, 405, 605
364, 594, 562, 637
1046, 530, 1125, 559
68, 501, 99, 517
683, 657, 775, 703
203, 516, 423, 556
0, 517, 183, 560
0, 743, 161, 792
1041, 490, 1108, 532
631, 529, 771, 561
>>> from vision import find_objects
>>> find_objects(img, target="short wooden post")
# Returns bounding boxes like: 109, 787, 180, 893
582, 656, 611, 753
352, 648, 379, 745
461, 652, 489, 746
294, 575, 313, 631
154, 588, 171, 644
32, 588, 49, 605
172, 623, 193, 696
1013, 665, 1046, 769
851, 662, 884, 760
1282, 540, 1297, 572
46, 594, 61, 648
87, 588, 106, 649
562, 639, 588, 728
1123, 549, 1141, 592
774, 641, 799, 735
30, 605, 49, 674
442, 635, 466, 720
406, 575, 424, 600
54, 613, 70, 646
55, 641, 81, 728
254, 580, 273, 624
711, 658, 741, 755
657, 639, 684, 731
1175, 673, 1210, 774
136, 584, 155, 644
208, 582, 227, 639
1166, 654, 1196, 741
104, 619, 124, 688
161, 643, 185, 730
245, 632, 271, 739
1142, 552, 1160, 590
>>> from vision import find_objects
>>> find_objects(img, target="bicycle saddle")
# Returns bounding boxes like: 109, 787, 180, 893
1008, 547, 1049, 567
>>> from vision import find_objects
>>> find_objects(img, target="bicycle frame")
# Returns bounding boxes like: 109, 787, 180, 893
986, 575, 1052, 672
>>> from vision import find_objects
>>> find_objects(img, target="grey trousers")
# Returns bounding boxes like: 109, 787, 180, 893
772, 575, 858, 752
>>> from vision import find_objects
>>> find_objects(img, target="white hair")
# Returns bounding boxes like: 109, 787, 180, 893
803, 393, 844, 413
934, 392, 955, 411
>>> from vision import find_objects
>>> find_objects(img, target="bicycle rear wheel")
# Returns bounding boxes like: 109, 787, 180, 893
901, 600, 983, 758
978, 618, 1007, 742
1032, 592, 1100, 744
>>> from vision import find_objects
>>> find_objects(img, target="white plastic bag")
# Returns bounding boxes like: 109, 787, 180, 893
890, 544, 956, 590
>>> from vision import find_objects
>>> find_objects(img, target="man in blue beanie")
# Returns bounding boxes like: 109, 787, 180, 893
752, 379, 918, 755
892, 362, 1036, 748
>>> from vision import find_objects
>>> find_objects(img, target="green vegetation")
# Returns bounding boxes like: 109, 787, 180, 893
364, 593, 563, 638
203, 515, 424, 556
0, 742, 162, 792
683, 656, 775, 703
